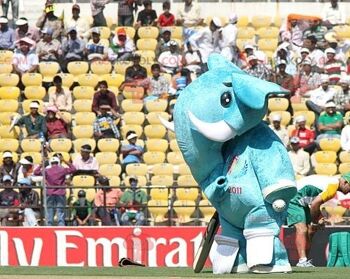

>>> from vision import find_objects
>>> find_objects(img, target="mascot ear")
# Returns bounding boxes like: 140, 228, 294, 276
207, 53, 245, 75
231, 73, 289, 110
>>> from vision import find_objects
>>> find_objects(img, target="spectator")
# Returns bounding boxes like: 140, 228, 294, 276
12, 101, 46, 139
334, 76, 350, 114
171, 68, 191, 94
147, 63, 170, 98
0, 175, 19, 226
118, 0, 141, 27
291, 115, 316, 154
17, 156, 36, 182
280, 16, 309, 48
34, 156, 76, 226
73, 144, 99, 176
303, 35, 326, 70
183, 42, 202, 75
123, 54, 148, 89
135, 0, 157, 28
245, 55, 271, 81
176, 0, 203, 28
90, 0, 110, 27
36, 1, 63, 40
1, 0, 18, 27
72, 189, 93, 226
121, 131, 144, 171
217, 13, 238, 62
45, 106, 69, 140
188, 17, 221, 67
65, 4, 90, 40
0, 151, 18, 183
288, 137, 311, 177
0, 16, 15, 50
294, 58, 321, 98
158, 40, 182, 74
49, 75, 72, 112
15, 17, 40, 42
12, 37, 39, 76
317, 101, 343, 142
303, 19, 327, 50
322, 0, 345, 27
92, 80, 118, 115
17, 177, 40, 227
274, 42, 297, 76
36, 27, 61, 62
109, 27, 135, 62
85, 27, 108, 62
324, 31, 350, 64
93, 176, 123, 226
62, 27, 86, 66
120, 176, 147, 226
242, 43, 268, 67
341, 116, 350, 151
324, 47, 346, 85
296, 48, 311, 72
158, 1, 175, 27
269, 114, 289, 147
93, 101, 121, 140
306, 75, 336, 115
155, 28, 172, 59
272, 60, 295, 94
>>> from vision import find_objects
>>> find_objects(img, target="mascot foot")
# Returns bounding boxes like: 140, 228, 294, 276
250, 264, 292, 274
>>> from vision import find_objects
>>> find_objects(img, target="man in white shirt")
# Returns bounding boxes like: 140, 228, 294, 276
269, 114, 289, 147
306, 75, 337, 115
12, 37, 39, 76
322, 0, 345, 27
303, 35, 326, 71
176, 0, 203, 28
158, 40, 182, 74
325, 31, 350, 64
188, 17, 221, 66
288, 137, 311, 177
217, 13, 237, 62
65, 4, 90, 40
73, 144, 99, 176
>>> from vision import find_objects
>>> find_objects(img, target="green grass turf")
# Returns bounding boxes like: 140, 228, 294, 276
0, 267, 349, 278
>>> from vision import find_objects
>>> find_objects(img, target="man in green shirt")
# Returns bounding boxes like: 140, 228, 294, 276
317, 101, 343, 142
72, 190, 93, 226
287, 173, 350, 267
11, 101, 46, 139
120, 176, 148, 226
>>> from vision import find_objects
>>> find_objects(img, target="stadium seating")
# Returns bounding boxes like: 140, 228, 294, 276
176, 188, 199, 201
90, 61, 112, 75
49, 138, 73, 153
39, 61, 60, 82
152, 163, 173, 176
24, 86, 46, 100
72, 175, 95, 187
147, 199, 168, 224
151, 175, 173, 187
177, 175, 198, 187
315, 163, 338, 176
99, 164, 122, 177
150, 187, 169, 200
319, 138, 341, 152
0, 86, 20, 99
173, 200, 196, 224
22, 99, 44, 113
314, 151, 337, 164
146, 139, 169, 152
67, 61, 89, 75
0, 63, 15, 74
73, 138, 96, 152
20, 139, 42, 152
95, 152, 118, 165
0, 73, 19, 86
123, 111, 145, 125
21, 73, 43, 87
97, 138, 120, 152
72, 125, 94, 139
75, 112, 96, 125
199, 199, 215, 224
126, 163, 148, 176
144, 151, 166, 165
0, 138, 19, 152
73, 86, 95, 100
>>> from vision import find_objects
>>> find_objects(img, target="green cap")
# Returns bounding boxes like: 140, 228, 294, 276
341, 172, 350, 183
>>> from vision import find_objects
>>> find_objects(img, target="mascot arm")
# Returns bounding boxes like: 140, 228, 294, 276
251, 142, 296, 204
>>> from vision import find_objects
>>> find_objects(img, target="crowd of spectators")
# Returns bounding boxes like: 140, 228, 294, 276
1, 0, 350, 226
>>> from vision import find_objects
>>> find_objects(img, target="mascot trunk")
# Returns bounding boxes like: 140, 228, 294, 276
171, 54, 297, 274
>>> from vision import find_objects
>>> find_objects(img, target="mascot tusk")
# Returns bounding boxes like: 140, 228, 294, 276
188, 111, 236, 142
159, 117, 175, 132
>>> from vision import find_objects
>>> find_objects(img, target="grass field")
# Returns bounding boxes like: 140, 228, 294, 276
0, 267, 349, 279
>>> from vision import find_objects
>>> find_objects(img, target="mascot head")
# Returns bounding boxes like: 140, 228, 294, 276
164, 54, 287, 184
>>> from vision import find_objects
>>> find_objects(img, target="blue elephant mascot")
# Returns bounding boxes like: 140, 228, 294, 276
163, 54, 297, 274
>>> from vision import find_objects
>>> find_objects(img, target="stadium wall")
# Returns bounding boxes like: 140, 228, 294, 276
16, 1, 350, 27
0, 226, 345, 267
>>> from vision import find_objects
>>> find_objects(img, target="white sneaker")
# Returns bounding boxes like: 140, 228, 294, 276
296, 259, 315, 267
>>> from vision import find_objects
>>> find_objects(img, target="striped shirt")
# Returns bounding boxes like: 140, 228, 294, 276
324, 59, 346, 84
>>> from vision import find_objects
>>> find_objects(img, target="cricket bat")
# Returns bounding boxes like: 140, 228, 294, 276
193, 211, 220, 273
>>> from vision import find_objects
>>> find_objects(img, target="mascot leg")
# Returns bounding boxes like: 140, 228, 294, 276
244, 209, 292, 273
210, 217, 248, 274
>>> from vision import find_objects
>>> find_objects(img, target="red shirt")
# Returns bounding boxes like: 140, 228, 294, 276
291, 128, 315, 148
46, 118, 68, 138
158, 13, 175, 27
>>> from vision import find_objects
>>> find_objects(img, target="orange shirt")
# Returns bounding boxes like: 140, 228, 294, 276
94, 188, 123, 208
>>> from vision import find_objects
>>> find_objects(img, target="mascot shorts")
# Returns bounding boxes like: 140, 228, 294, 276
286, 202, 311, 226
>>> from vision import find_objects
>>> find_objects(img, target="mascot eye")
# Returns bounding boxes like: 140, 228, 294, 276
220, 92, 232, 108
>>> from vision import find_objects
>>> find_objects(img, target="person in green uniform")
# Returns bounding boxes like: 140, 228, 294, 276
72, 190, 93, 226
287, 173, 350, 267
